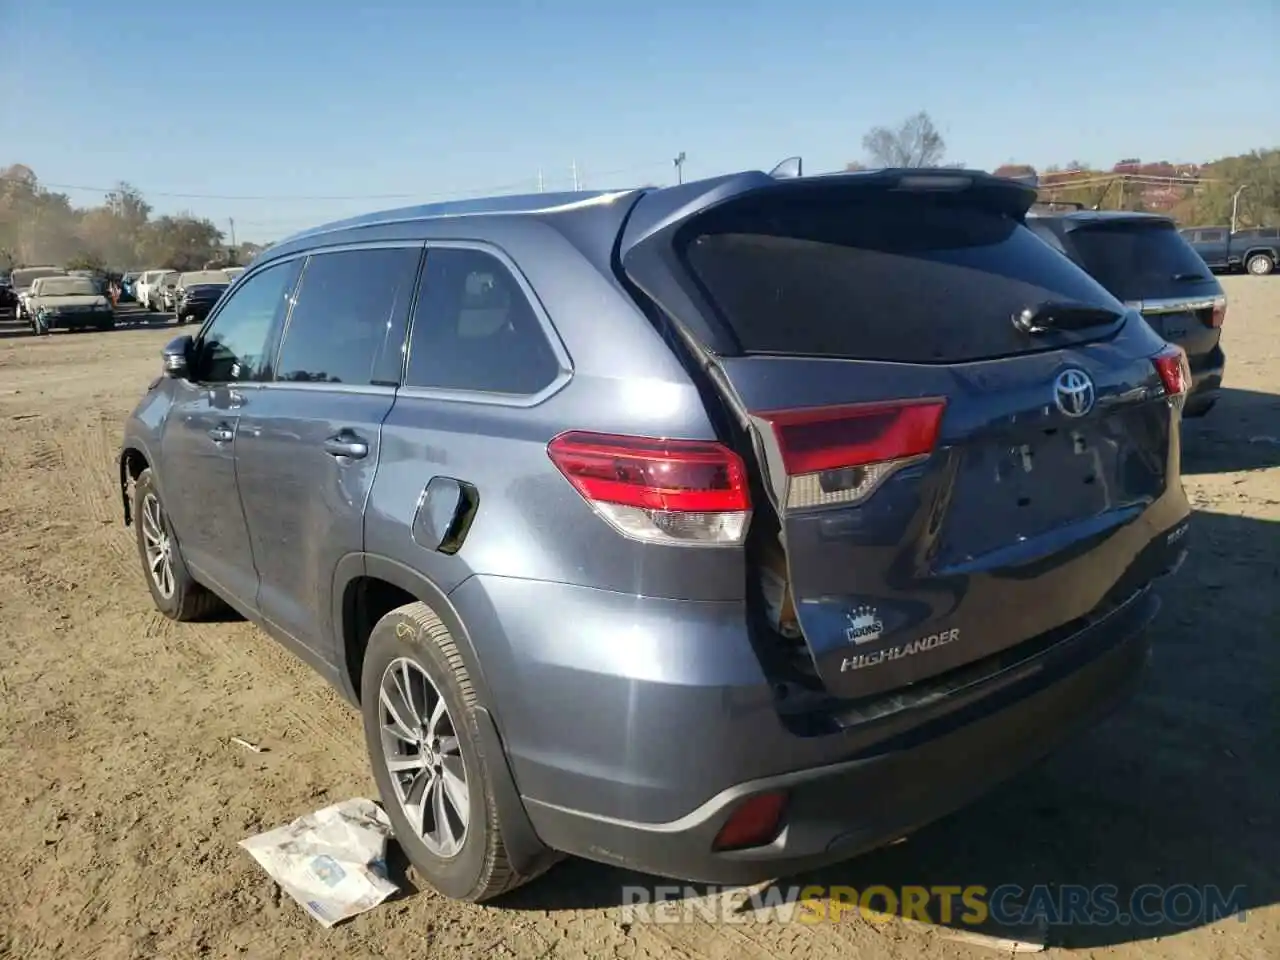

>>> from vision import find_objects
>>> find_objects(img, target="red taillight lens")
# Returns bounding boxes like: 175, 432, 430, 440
547, 431, 751, 545
1152, 346, 1191, 399
712, 791, 787, 851
754, 398, 946, 509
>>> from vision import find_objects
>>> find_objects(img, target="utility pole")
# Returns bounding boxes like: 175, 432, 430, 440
228, 218, 237, 261
571, 159, 579, 191
1231, 184, 1249, 233
537, 169, 544, 192
673, 151, 687, 185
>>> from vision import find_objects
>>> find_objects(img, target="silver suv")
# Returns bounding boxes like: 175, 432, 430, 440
119, 168, 1193, 902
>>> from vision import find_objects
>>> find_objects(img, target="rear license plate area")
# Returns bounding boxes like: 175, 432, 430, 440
939, 428, 1117, 561
1145, 310, 1194, 344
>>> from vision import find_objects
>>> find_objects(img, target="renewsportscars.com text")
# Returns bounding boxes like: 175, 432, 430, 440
620, 883, 1248, 927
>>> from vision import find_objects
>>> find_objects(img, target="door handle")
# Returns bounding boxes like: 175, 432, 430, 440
323, 434, 369, 460
208, 424, 234, 443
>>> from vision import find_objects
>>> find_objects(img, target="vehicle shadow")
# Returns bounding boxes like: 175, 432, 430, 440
1183, 387, 1280, 475
495, 508, 1280, 950
0, 312, 179, 338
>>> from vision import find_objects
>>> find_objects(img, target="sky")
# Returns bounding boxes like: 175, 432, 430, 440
2, 0, 1276, 242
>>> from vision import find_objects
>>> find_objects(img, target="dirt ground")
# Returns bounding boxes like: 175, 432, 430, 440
0, 281, 1275, 960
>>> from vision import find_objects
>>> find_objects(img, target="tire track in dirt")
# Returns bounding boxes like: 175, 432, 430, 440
31, 387, 369, 769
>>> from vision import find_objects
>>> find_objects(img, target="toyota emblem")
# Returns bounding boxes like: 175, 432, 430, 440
1053, 368, 1095, 418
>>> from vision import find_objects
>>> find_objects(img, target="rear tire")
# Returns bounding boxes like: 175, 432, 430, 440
360, 602, 541, 902
1246, 253, 1274, 276
132, 468, 223, 621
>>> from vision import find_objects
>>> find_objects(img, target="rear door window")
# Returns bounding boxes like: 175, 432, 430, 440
1065, 221, 1215, 301
680, 192, 1122, 364
275, 246, 421, 386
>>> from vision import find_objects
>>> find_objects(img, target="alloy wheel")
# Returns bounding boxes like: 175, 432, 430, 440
378, 657, 470, 857
140, 492, 176, 599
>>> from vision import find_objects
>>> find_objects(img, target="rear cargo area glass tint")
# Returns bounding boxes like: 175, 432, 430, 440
681, 193, 1123, 364
1066, 220, 1218, 302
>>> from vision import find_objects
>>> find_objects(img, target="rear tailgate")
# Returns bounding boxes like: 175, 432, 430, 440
1061, 218, 1226, 359
620, 171, 1192, 700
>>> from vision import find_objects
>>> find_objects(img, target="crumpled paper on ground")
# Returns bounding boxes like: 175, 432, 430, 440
240, 798, 399, 927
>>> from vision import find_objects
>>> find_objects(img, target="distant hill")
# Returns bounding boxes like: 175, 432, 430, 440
992, 149, 1280, 227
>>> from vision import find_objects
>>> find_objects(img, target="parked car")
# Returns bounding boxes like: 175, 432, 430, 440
1180, 226, 1278, 276
1028, 205, 1226, 417
119, 168, 1193, 903
28, 275, 115, 334
222, 266, 245, 283
173, 272, 229, 324
11, 265, 65, 320
120, 272, 139, 303
135, 269, 168, 310
0, 278, 16, 314
155, 271, 180, 312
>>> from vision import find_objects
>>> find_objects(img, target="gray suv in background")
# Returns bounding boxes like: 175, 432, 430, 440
1028, 206, 1227, 417
119, 168, 1193, 902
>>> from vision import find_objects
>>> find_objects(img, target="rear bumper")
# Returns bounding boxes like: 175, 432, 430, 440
520, 587, 1158, 884
1185, 343, 1225, 414
45, 312, 114, 330
178, 302, 215, 320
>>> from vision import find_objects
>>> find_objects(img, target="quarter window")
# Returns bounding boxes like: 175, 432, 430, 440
404, 247, 561, 395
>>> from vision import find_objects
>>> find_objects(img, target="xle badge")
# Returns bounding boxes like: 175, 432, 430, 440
841, 628, 961, 672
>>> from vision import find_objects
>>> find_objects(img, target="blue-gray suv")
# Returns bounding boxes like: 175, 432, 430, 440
119, 168, 1194, 902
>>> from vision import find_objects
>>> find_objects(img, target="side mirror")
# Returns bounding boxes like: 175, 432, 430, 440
162, 334, 194, 379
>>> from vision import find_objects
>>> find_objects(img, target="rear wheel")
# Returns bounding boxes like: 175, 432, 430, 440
360, 602, 538, 902
1246, 253, 1274, 276
132, 468, 223, 621
32, 312, 48, 336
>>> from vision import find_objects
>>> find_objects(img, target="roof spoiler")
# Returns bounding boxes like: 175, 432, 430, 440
621, 167, 1039, 259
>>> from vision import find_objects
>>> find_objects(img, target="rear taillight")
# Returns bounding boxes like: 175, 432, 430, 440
1209, 298, 1227, 329
1152, 345, 1191, 399
754, 398, 947, 510
547, 431, 751, 546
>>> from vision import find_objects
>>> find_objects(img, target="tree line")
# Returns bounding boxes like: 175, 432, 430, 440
0, 164, 263, 274
4, 118, 1278, 273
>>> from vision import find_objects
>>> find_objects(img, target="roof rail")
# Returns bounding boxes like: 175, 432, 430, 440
769, 156, 803, 179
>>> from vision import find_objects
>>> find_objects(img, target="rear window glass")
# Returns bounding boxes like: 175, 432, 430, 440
681, 193, 1121, 363
36, 277, 98, 297
1067, 221, 1214, 302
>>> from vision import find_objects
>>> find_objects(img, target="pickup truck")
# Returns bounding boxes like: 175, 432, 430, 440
1180, 226, 1278, 276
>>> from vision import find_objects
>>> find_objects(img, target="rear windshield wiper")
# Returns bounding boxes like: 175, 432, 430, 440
1013, 300, 1123, 334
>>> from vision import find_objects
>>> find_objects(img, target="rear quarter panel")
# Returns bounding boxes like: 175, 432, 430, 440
363, 215, 748, 603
